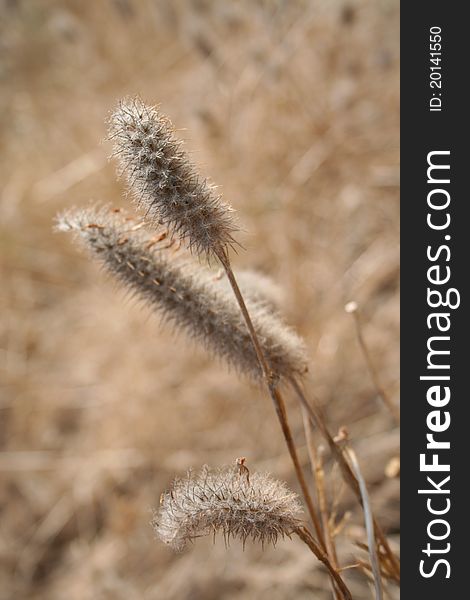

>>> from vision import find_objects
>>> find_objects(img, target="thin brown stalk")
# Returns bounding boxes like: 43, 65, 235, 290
295, 525, 352, 600
355, 557, 397, 582
290, 377, 400, 582
346, 447, 383, 600
215, 245, 325, 550
345, 302, 400, 424
301, 406, 342, 600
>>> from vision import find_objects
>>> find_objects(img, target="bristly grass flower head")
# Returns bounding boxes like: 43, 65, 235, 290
153, 464, 302, 551
108, 97, 239, 261
216, 269, 284, 313
56, 205, 308, 382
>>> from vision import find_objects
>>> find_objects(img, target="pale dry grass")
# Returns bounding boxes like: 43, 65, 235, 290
0, 1, 399, 598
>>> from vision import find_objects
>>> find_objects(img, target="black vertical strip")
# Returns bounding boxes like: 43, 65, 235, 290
401, 4, 465, 597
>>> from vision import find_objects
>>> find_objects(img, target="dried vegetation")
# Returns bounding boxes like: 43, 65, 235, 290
0, 1, 399, 598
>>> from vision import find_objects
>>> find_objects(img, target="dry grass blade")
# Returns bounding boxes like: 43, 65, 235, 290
346, 447, 383, 600
290, 377, 401, 582
301, 406, 342, 599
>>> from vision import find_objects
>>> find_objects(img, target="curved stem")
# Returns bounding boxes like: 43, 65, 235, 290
295, 525, 352, 600
301, 406, 342, 600
215, 246, 325, 550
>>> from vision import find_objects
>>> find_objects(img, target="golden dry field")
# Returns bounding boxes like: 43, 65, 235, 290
0, 1, 399, 598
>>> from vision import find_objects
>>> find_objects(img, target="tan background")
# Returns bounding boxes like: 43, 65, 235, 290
0, 1, 399, 598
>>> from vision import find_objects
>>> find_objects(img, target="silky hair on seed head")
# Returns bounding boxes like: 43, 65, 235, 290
56, 205, 308, 382
153, 464, 302, 551
108, 97, 239, 260
216, 269, 285, 313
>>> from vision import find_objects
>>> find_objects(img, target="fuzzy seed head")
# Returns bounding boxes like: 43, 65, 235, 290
153, 464, 302, 551
217, 269, 284, 313
108, 97, 238, 260
56, 205, 308, 382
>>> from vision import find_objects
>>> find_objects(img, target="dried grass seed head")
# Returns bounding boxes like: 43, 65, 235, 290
153, 464, 302, 551
108, 97, 238, 260
216, 269, 284, 313
56, 205, 308, 382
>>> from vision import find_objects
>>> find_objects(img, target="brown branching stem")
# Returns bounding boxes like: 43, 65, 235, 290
215, 245, 325, 551
295, 525, 352, 600
290, 376, 400, 582
301, 406, 342, 600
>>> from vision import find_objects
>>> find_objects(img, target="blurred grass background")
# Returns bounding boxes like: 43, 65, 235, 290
0, 1, 399, 598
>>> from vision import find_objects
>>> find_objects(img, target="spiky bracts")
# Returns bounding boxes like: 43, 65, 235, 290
108, 97, 238, 260
153, 464, 302, 551
56, 206, 308, 382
